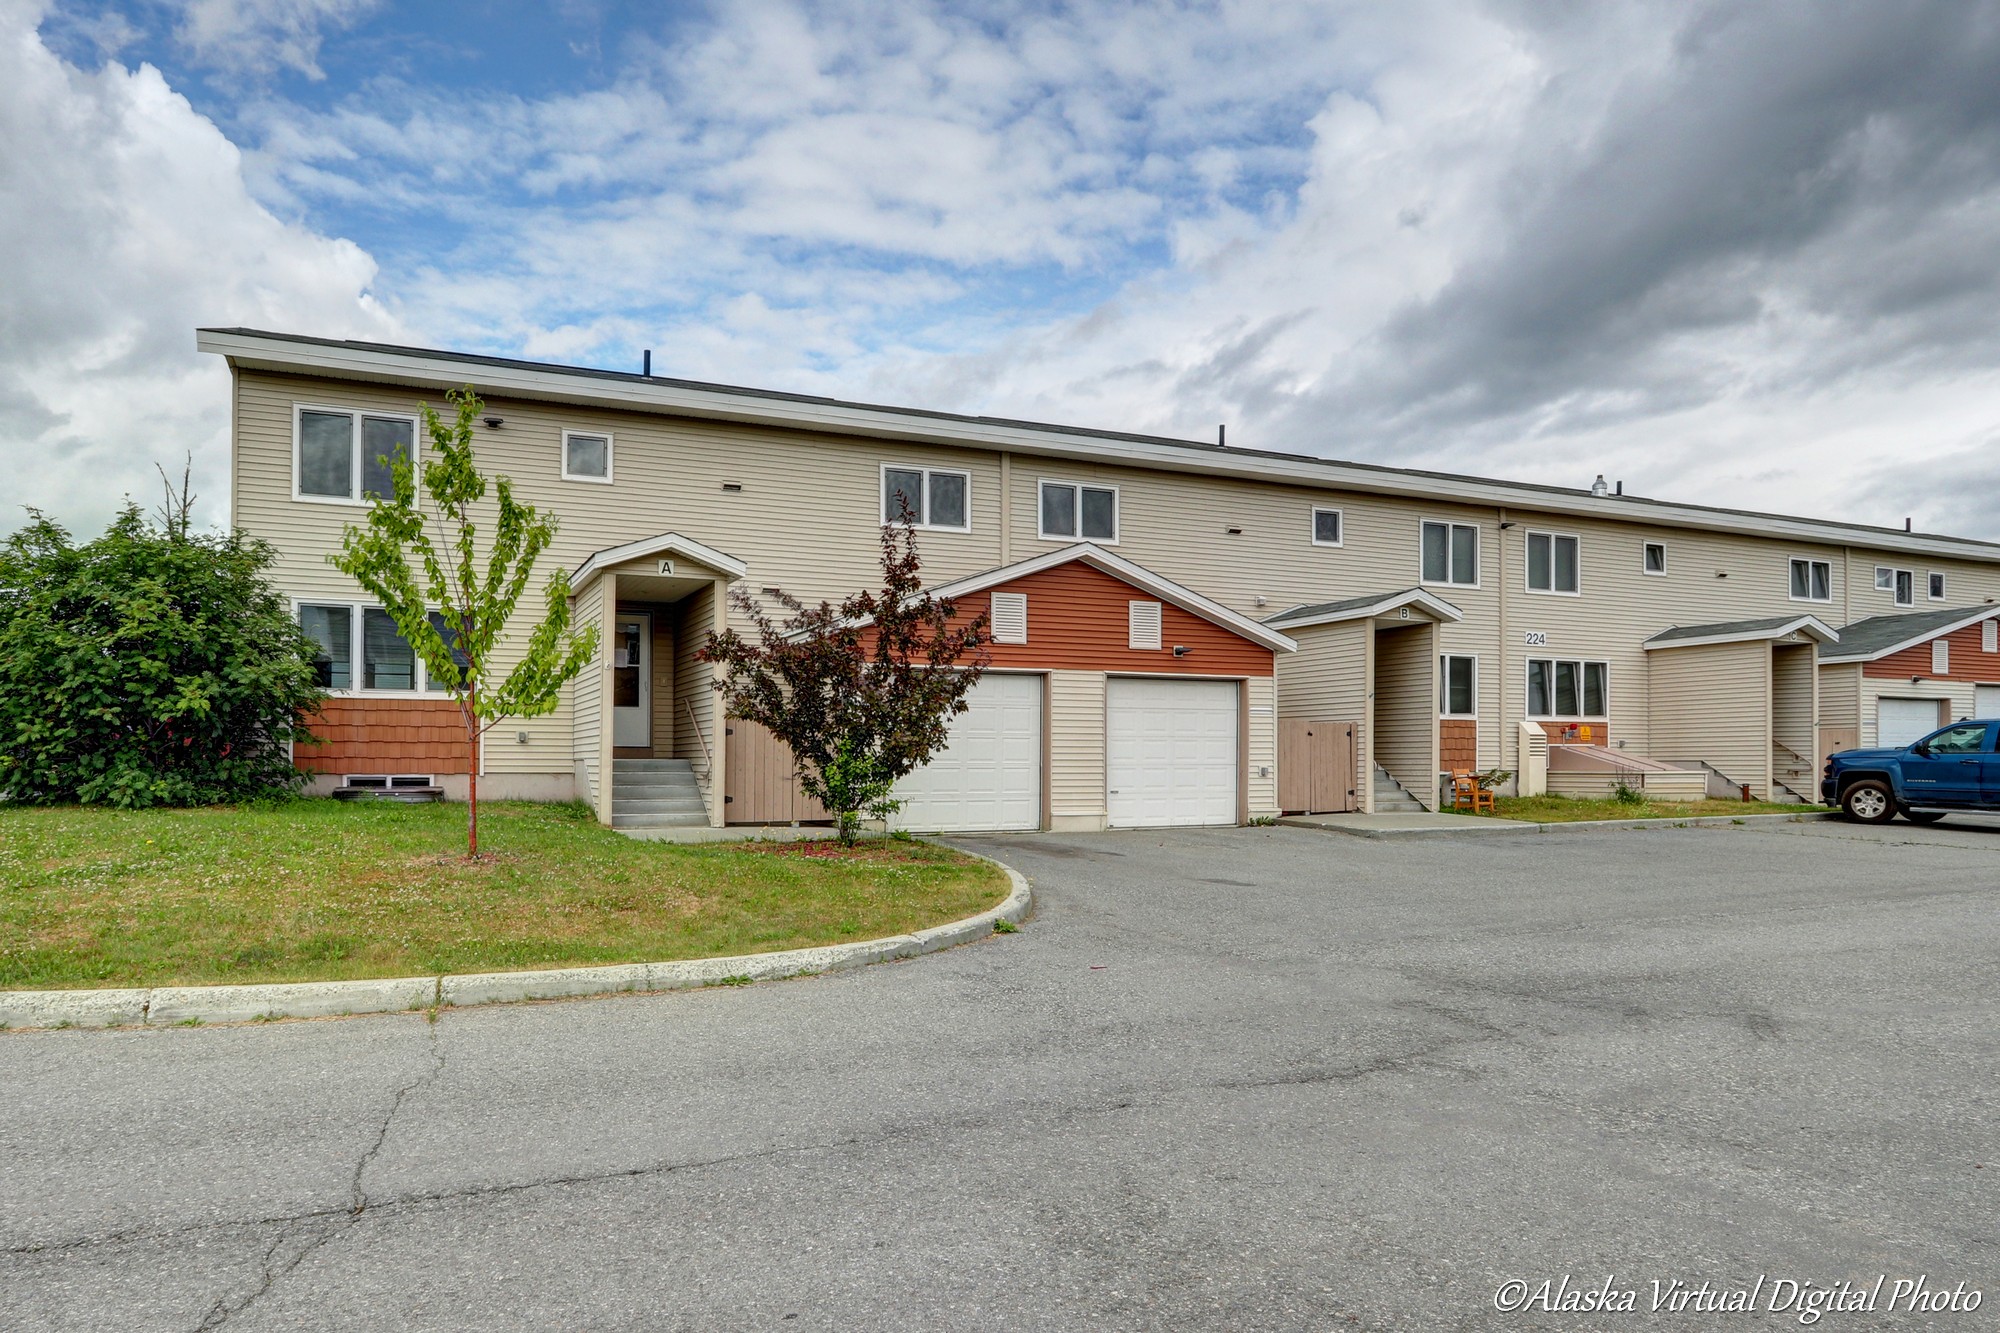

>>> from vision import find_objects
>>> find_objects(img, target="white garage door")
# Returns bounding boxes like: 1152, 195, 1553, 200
1976, 684, 2000, 719
891, 673, 1041, 832
1878, 698, 1942, 749
1107, 677, 1240, 828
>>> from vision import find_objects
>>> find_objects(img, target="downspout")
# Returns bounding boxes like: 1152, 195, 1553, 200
1496, 507, 1508, 780
999, 452, 1012, 565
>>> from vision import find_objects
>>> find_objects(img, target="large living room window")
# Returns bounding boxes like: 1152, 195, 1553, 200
295, 406, 416, 502
1039, 480, 1118, 542
1527, 658, 1608, 719
298, 603, 443, 693
1421, 520, 1479, 586
881, 465, 970, 530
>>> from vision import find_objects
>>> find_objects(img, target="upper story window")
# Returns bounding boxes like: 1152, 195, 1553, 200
1526, 531, 1580, 595
1311, 507, 1343, 547
1440, 655, 1477, 717
1421, 520, 1479, 587
1790, 558, 1832, 603
882, 465, 970, 531
1643, 542, 1667, 575
1040, 480, 1117, 543
1876, 566, 1914, 606
296, 405, 416, 503
562, 431, 612, 483
1929, 572, 1947, 601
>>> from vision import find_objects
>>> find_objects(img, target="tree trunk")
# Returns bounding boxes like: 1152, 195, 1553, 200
466, 684, 480, 859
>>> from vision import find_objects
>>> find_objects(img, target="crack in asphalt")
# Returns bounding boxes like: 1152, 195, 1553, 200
185, 1015, 446, 1331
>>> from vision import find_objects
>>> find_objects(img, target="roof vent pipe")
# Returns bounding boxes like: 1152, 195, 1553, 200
643, 349, 652, 377
1218, 424, 1226, 448
1615, 480, 1623, 496
1590, 474, 1609, 498
1905, 517, 1913, 531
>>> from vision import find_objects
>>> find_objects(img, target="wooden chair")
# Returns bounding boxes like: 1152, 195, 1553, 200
1449, 769, 1496, 814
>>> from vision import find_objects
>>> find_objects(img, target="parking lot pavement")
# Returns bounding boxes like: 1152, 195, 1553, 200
3, 823, 1996, 1331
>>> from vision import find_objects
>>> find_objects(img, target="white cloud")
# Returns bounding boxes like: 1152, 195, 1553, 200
173, 0, 382, 80
0, 2, 394, 534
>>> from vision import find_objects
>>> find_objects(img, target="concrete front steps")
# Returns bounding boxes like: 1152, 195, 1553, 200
611, 758, 709, 830
1373, 764, 1428, 813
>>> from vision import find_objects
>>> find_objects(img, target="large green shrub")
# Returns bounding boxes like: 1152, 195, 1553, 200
0, 502, 326, 807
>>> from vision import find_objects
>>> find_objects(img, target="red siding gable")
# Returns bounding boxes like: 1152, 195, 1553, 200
1862, 618, 2000, 681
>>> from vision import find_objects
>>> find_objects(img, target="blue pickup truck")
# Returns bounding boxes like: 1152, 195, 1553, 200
1822, 719, 2000, 823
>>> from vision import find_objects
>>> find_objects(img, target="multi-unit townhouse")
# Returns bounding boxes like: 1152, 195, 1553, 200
198, 328, 2000, 831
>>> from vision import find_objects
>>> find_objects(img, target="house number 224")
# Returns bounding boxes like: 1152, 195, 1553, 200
1523, 631, 1549, 646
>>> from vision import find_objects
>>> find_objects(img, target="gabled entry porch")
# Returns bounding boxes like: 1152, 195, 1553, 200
568, 532, 747, 828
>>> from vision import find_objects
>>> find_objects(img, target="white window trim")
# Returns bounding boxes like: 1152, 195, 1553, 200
1524, 529, 1582, 597
1310, 506, 1344, 548
1642, 541, 1667, 576
561, 429, 615, 484
1789, 558, 1833, 604
291, 402, 419, 506
1524, 658, 1610, 721
1439, 653, 1479, 718
1037, 478, 1120, 545
293, 598, 446, 697
1929, 572, 1947, 601
879, 463, 972, 533
1419, 518, 1481, 589
1893, 569, 1915, 608
1874, 566, 1896, 592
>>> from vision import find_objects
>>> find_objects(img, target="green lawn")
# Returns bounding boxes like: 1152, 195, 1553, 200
0, 800, 1009, 990
1470, 794, 1827, 823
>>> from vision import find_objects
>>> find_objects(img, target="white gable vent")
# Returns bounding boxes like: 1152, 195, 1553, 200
1128, 599, 1163, 650
1933, 639, 1950, 674
1985, 620, 1996, 654
990, 591, 1028, 645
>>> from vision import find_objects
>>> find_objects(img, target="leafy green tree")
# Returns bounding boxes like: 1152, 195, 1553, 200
701, 516, 989, 845
332, 387, 597, 857
0, 479, 325, 807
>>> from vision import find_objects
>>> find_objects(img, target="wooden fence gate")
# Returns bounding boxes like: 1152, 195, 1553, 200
724, 719, 830, 824
1277, 719, 1358, 814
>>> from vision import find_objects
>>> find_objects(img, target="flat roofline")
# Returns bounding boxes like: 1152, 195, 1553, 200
197, 327, 2000, 565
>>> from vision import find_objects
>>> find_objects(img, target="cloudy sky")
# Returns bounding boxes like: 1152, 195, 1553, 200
7, 0, 2000, 538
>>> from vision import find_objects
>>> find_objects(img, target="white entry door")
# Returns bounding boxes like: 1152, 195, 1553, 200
1107, 677, 1240, 828
1878, 697, 1940, 749
1976, 684, 2000, 719
891, 673, 1042, 832
612, 614, 651, 748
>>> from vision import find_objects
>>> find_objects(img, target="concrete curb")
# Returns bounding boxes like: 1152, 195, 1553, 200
0, 850, 1031, 1032
1277, 811, 1837, 841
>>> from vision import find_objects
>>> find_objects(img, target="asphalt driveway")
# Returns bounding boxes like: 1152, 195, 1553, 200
3, 820, 1996, 1331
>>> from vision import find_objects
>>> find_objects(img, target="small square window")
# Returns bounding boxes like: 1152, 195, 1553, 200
1312, 508, 1343, 546
1643, 542, 1666, 575
563, 432, 612, 482
1876, 567, 1896, 591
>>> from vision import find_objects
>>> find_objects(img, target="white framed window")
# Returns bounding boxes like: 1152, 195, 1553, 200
294, 404, 417, 504
989, 591, 1028, 645
1039, 479, 1118, 543
1929, 572, 1947, 601
1128, 600, 1162, 650
1440, 654, 1477, 717
562, 430, 613, 483
1789, 558, 1832, 603
1642, 541, 1667, 576
1526, 530, 1580, 595
881, 465, 970, 531
1527, 658, 1608, 719
1874, 566, 1894, 591
1933, 639, 1950, 674
1874, 566, 1914, 606
1311, 507, 1343, 547
296, 602, 455, 695
1420, 520, 1479, 587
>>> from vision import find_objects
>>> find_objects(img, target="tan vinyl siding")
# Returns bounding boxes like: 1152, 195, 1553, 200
673, 584, 719, 811
570, 574, 604, 808
1274, 620, 1371, 804
1245, 675, 1277, 818
1373, 623, 1437, 810
650, 614, 676, 753
1048, 670, 1106, 826
1770, 642, 1817, 797
1648, 641, 1771, 798
1818, 661, 1860, 727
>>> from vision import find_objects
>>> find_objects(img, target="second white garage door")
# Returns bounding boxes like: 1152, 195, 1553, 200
1878, 697, 1943, 749
891, 672, 1042, 832
1107, 677, 1240, 828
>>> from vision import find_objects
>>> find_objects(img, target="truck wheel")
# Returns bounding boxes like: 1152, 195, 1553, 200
1841, 780, 1895, 823
1904, 809, 1947, 825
